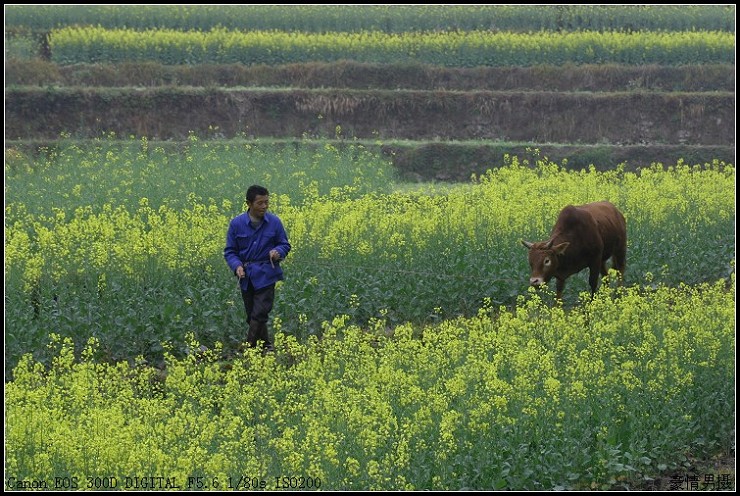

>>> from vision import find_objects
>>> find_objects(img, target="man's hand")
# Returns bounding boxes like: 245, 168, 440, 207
235, 265, 245, 279
269, 249, 281, 268
269, 250, 281, 262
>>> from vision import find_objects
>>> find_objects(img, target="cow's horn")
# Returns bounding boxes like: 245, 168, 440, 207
521, 240, 534, 249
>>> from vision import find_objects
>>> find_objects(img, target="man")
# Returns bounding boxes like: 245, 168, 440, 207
224, 185, 291, 352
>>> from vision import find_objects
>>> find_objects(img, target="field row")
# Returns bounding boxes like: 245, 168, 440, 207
5, 141, 735, 373
43, 28, 734, 67
7, 138, 735, 182
6, 279, 735, 490
6, 5, 733, 34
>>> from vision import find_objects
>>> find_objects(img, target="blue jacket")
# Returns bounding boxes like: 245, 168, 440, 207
224, 211, 291, 290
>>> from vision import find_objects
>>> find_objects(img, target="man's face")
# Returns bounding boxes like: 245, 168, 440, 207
248, 194, 269, 219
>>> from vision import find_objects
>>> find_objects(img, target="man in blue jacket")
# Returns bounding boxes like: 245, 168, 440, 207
224, 185, 291, 352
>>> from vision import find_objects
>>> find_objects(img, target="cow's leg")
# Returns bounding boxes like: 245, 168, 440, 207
588, 262, 601, 295
555, 277, 566, 300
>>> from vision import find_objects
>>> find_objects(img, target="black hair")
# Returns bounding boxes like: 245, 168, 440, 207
246, 185, 269, 203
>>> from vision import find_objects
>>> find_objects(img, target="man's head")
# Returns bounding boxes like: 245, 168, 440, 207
246, 185, 270, 219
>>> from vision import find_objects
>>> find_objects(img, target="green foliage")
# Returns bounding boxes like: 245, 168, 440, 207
5, 5, 734, 33
4, 144, 735, 375
5, 4, 736, 489
47, 28, 735, 67
5, 279, 735, 489
4, 136, 397, 217
4, 33, 39, 59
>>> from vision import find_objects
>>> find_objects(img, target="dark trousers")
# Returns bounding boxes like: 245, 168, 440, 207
241, 281, 275, 348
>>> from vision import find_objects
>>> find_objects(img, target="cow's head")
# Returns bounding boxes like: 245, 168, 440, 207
521, 239, 570, 288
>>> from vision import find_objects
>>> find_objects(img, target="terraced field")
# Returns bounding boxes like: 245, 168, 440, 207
4, 5, 735, 491
4, 5, 735, 175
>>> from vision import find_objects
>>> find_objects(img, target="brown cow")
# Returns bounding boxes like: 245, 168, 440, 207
521, 201, 626, 299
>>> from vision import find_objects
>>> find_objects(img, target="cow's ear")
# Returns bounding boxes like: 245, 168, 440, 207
553, 242, 570, 255
521, 240, 533, 249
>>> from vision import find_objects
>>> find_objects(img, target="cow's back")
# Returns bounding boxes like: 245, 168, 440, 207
550, 204, 602, 267
579, 201, 627, 260
549, 201, 626, 271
